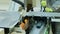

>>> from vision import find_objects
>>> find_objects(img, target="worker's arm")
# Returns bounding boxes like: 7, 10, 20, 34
20, 22, 25, 30
20, 19, 29, 30
20, 22, 28, 30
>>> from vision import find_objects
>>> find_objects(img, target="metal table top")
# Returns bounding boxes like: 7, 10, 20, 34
0, 11, 20, 28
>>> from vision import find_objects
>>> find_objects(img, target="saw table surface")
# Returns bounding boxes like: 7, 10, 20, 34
0, 11, 20, 28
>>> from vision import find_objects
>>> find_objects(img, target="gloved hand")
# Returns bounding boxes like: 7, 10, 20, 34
41, 0, 47, 7
45, 7, 53, 12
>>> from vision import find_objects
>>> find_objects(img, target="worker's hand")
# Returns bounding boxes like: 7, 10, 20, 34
24, 19, 29, 24
24, 19, 29, 29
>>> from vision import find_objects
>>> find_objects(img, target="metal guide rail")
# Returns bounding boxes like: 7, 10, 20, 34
24, 12, 60, 17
